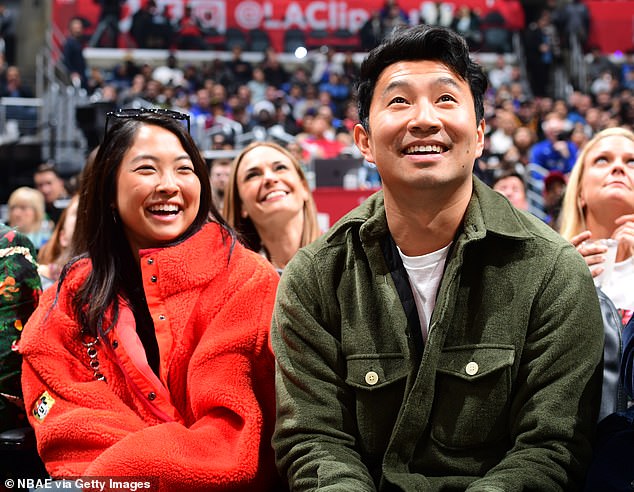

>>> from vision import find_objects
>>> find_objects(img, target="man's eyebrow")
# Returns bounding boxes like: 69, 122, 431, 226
381, 76, 463, 96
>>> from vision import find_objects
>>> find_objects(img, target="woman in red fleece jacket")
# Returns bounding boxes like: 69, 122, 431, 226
19, 108, 282, 491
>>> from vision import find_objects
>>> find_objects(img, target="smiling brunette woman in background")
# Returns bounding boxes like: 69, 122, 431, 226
19, 109, 282, 490
224, 141, 321, 273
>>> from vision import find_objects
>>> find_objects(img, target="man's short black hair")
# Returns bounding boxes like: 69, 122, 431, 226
356, 24, 488, 131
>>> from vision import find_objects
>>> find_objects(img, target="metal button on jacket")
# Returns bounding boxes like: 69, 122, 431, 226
148, 392, 157, 401
150, 275, 157, 283
465, 361, 479, 376
147, 258, 154, 265
365, 371, 379, 385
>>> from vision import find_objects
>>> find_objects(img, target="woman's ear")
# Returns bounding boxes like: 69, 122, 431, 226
241, 209, 248, 219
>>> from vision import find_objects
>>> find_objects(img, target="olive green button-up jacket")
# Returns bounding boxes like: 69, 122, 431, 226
272, 177, 604, 492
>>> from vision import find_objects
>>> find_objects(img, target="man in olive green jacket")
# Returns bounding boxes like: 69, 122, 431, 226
271, 25, 604, 491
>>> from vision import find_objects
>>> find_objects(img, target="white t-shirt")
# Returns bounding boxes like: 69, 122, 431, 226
601, 258, 634, 312
398, 242, 452, 342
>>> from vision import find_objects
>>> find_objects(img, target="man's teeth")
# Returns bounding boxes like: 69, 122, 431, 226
149, 204, 179, 212
405, 145, 444, 154
264, 191, 287, 200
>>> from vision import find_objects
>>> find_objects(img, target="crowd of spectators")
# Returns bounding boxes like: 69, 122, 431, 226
65, 2, 634, 220
1, 0, 634, 230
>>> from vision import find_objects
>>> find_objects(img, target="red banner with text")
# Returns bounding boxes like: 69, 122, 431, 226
52, 0, 633, 54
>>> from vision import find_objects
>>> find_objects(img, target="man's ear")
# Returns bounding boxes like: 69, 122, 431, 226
474, 118, 486, 159
353, 123, 375, 164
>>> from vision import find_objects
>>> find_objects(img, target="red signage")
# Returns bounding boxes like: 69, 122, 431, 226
52, 0, 633, 54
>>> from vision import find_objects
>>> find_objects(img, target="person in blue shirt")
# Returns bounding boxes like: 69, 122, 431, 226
530, 114, 578, 174
527, 114, 577, 219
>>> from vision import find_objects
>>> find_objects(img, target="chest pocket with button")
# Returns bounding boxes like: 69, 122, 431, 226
430, 344, 515, 450
346, 354, 411, 464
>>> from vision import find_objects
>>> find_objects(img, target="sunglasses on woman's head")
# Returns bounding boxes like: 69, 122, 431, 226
104, 108, 191, 135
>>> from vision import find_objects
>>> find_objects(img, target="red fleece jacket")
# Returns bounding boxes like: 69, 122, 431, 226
20, 223, 282, 491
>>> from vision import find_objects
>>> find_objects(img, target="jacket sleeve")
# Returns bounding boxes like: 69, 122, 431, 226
20, 287, 150, 477
465, 243, 604, 491
22, 262, 281, 490
271, 249, 377, 491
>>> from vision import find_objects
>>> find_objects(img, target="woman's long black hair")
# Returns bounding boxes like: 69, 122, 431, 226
60, 111, 233, 340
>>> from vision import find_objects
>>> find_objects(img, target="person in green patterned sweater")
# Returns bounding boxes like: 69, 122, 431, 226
0, 222, 41, 431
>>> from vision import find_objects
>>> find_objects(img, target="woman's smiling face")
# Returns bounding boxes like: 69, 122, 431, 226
236, 145, 309, 227
115, 124, 201, 254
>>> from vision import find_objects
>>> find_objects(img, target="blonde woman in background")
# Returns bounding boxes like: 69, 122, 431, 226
224, 141, 321, 273
37, 194, 79, 290
559, 126, 634, 421
7, 186, 52, 251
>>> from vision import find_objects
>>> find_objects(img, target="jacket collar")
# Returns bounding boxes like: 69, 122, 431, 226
138, 223, 233, 296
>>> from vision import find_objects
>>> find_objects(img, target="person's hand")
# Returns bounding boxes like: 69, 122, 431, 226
552, 140, 570, 158
570, 230, 607, 278
613, 214, 634, 259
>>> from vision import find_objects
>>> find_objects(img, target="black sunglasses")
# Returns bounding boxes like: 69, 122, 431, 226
104, 108, 191, 135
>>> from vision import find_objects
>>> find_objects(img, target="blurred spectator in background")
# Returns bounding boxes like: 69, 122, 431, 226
37, 194, 78, 291
152, 53, 184, 88
226, 46, 253, 94
7, 187, 52, 252
175, 5, 206, 50
450, 5, 482, 51
591, 71, 619, 99
33, 163, 70, 225
0, 3, 16, 65
130, 0, 166, 49
89, 0, 124, 48
543, 170, 567, 230
341, 51, 360, 84
359, 10, 385, 51
310, 46, 342, 86
527, 114, 576, 219
62, 16, 87, 89
620, 49, 634, 90
247, 66, 268, 104
296, 111, 345, 160
0, 65, 33, 97
420, 1, 454, 27
553, 0, 590, 51
524, 9, 560, 97
209, 157, 232, 215
530, 114, 577, 175
262, 48, 289, 90
382, 1, 409, 37
319, 72, 351, 118
487, 55, 514, 91
586, 44, 619, 87
380, 0, 408, 24
292, 83, 320, 123
117, 72, 146, 106
489, 108, 519, 158
492, 171, 529, 210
